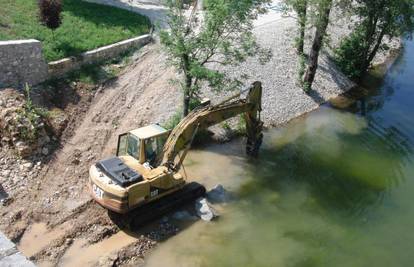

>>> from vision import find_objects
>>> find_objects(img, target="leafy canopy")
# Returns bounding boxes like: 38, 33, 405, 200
160, 0, 270, 110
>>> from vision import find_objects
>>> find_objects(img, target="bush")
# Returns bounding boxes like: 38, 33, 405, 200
334, 27, 368, 80
38, 0, 62, 30
163, 110, 182, 130
19, 84, 49, 142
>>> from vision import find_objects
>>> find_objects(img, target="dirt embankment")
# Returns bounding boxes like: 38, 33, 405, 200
0, 44, 181, 266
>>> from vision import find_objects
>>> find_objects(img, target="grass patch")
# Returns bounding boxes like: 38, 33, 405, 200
0, 0, 151, 61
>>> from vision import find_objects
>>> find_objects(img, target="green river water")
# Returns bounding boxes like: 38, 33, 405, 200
145, 38, 414, 267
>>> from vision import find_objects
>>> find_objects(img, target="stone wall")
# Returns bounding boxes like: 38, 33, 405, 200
48, 34, 152, 78
0, 40, 49, 89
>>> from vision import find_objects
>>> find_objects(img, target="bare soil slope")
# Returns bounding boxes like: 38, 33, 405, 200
0, 44, 180, 266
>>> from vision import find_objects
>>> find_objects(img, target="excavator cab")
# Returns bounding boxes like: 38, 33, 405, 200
116, 124, 169, 167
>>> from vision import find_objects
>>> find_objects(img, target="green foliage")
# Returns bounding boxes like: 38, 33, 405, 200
0, 0, 151, 61
302, 81, 311, 93
38, 0, 62, 31
17, 84, 49, 142
163, 110, 183, 130
334, 26, 367, 80
160, 0, 270, 116
298, 53, 306, 83
283, 0, 308, 54
222, 121, 231, 131
237, 115, 247, 134
58, 47, 137, 85
66, 63, 117, 85
336, 0, 414, 80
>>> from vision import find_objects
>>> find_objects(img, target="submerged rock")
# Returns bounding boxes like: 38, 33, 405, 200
207, 184, 232, 203
195, 198, 218, 221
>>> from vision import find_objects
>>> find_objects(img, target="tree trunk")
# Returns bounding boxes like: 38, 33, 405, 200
365, 27, 387, 70
303, 0, 332, 90
183, 75, 191, 117
182, 53, 192, 117
297, 1, 308, 55
358, 14, 378, 79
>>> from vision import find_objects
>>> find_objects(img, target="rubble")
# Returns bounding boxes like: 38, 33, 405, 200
0, 88, 53, 158
146, 220, 180, 241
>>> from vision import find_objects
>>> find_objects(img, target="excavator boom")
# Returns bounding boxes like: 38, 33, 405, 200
161, 81, 263, 170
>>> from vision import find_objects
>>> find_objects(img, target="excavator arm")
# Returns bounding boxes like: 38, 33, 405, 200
160, 81, 263, 171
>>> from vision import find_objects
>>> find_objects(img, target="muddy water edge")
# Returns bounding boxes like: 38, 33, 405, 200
143, 38, 414, 267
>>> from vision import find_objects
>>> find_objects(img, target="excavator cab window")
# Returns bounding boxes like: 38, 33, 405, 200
144, 138, 157, 165
117, 133, 140, 160
143, 135, 167, 166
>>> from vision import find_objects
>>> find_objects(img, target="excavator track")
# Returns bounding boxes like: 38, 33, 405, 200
108, 182, 206, 230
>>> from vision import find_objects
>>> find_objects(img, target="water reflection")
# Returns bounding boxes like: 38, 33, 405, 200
244, 108, 410, 220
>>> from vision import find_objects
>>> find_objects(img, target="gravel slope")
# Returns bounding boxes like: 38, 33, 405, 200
202, 4, 355, 126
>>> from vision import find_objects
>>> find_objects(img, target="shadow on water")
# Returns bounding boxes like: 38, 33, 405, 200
241, 126, 410, 222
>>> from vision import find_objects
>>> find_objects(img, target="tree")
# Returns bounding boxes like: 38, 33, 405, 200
335, 0, 414, 80
281, 0, 309, 85
283, 0, 309, 55
38, 0, 62, 39
302, 0, 333, 91
160, 0, 270, 117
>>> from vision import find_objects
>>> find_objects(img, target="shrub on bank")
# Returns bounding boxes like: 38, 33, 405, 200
0, 86, 51, 157
334, 27, 368, 80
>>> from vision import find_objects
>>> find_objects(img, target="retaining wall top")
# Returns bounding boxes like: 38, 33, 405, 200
0, 39, 41, 45
0, 39, 49, 89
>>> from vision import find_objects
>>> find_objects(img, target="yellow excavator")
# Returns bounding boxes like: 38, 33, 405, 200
89, 81, 263, 216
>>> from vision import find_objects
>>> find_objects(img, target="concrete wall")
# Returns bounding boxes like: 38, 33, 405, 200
0, 40, 49, 89
0, 34, 151, 88
0, 232, 35, 266
48, 34, 152, 78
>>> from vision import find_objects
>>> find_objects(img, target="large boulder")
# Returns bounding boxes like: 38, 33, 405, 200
195, 198, 218, 221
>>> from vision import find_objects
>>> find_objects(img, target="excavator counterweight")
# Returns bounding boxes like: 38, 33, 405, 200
89, 82, 263, 215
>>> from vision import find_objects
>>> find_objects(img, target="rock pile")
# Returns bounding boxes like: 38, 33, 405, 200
0, 154, 43, 203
